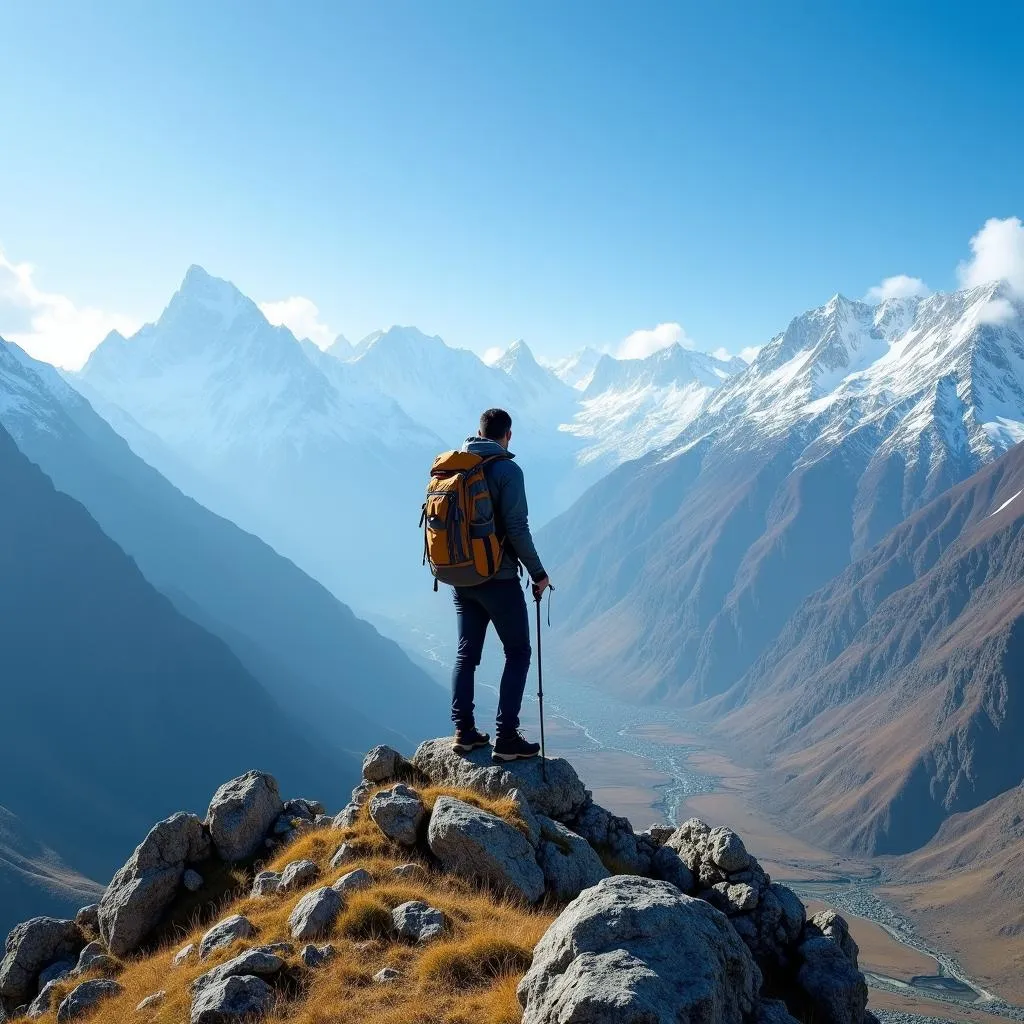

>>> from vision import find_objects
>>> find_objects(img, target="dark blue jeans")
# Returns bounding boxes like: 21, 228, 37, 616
451, 578, 532, 738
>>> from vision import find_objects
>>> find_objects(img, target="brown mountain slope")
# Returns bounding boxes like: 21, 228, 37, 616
711, 441, 1024, 856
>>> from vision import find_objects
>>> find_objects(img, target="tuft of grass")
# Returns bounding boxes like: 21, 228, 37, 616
418, 933, 534, 989
337, 893, 395, 940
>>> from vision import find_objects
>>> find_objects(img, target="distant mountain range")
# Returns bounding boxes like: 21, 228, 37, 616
71, 267, 749, 613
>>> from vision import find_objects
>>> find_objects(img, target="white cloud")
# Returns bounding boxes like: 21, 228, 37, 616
0, 248, 139, 370
617, 322, 695, 360
482, 346, 504, 365
259, 295, 334, 348
865, 274, 931, 303
978, 297, 1016, 325
958, 216, 1024, 294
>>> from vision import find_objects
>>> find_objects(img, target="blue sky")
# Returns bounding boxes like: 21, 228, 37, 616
1, 1, 1022, 368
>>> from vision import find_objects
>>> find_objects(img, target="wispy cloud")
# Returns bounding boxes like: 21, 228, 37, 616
0, 247, 139, 370
481, 346, 504, 365
259, 295, 335, 348
616, 322, 694, 360
958, 216, 1024, 295
865, 274, 931, 303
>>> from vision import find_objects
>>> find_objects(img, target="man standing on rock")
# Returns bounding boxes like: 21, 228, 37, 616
447, 408, 552, 762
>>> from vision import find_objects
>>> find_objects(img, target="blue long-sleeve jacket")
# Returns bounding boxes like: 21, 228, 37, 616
461, 436, 547, 583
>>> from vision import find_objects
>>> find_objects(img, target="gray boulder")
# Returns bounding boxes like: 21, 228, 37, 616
392, 863, 428, 880
279, 859, 320, 892
74, 907, 99, 933
638, 824, 675, 847
173, 943, 196, 966
0, 917, 85, 1006
192, 948, 285, 995
795, 935, 868, 1024
199, 916, 257, 959
288, 888, 342, 941
350, 782, 374, 807
74, 942, 108, 973
98, 812, 210, 957
283, 798, 324, 820
205, 772, 283, 863
251, 872, 282, 898
368, 784, 426, 846
374, 967, 400, 983
26, 981, 63, 1019
650, 845, 696, 893
332, 869, 373, 896
329, 843, 357, 870
508, 788, 541, 847
413, 739, 589, 820
300, 944, 336, 969
56, 979, 122, 1022
707, 827, 751, 873
136, 991, 166, 1012
535, 816, 610, 900
427, 796, 545, 903
37, 960, 75, 990
189, 974, 275, 1024
332, 805, 360, 830
805, 910, 859, 967
391, 901, 445, 943
362, 745, 408, 783
568, 801, 651, 874
517, 875, 760, 1024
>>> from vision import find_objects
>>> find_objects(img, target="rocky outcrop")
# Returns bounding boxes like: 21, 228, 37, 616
535, 815, 610, 900
288, 889, 342, 942
190, 974, 275, 1024
56, 979, 122, 1022
0, 918, 85, 1008
332, 869, 372, 896
518, 875, 761, 1024
368, 784, 426, 846
412, 739, 589, 820
427, 795, 546, 903
391, 901, 446, 943
205, 772, 283, 863
199, 916, 257, 959
362, 745, 412, 784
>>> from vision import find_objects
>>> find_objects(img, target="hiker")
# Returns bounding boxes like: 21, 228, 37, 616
421, 408, 551, 761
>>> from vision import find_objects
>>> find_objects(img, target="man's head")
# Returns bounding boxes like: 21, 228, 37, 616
479, 408, 513, 448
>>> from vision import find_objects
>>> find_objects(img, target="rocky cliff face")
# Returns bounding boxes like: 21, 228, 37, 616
0, 742, 874, 1024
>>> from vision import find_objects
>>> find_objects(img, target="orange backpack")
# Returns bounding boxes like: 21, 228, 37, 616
421, 450, 508, 588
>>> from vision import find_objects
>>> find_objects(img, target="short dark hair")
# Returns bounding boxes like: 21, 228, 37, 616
480, 408, 512, 440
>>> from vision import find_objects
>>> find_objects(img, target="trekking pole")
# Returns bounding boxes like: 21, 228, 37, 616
533, 585, 551, 782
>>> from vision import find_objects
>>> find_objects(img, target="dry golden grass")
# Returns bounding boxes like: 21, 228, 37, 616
24, 788, 553, 1024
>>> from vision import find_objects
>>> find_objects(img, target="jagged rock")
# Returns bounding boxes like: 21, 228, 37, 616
26, 981, 62, 1019
638, 824, 674, 847
332, 806, 360, 830
368, 784, 425, 846
74, 907, 99, 934
56, 979, 122, 1022
288, 888, 342, 941
708, 882, 760, 915
805, 910, 859, 967
313, 815, 332, 829
173, 943, 196, 966
37, 960, 75, 991
771, 885, 807, 948
251, 872, 282, 898
272, 815, 297, 837
283, 798, 324, 820
189, 974, 274, 1024
517, 875, 761, 1024
74, 941, 107, 973
205, 771, 283, 863
509, 788, 541, 847
329, 843, 357, 870
350, 782, 374, 807
536, 816, 610, 900
649, 845, 696, 893
362, 745, 408, 783
279, 859, 320, 892
0, 917, 85, 1006
300, 944, 336, 969
192, 949, 285, 995
391, 902, 445, 943
665, 817, 711, 870
183, 870, 204, 893
199, 916, 257, 959
427, 795, 545, 903
392, 863, 427, 880
413, 739, 589, 820
98, 812, 210, 957
568, 801, 651, 874
795, 935, 868, 1024
332, 869, 373, 896
755, 998, 801, 1024
136, 991, 166, 1012
373, 967, 400, 984
707, 827, 751, 873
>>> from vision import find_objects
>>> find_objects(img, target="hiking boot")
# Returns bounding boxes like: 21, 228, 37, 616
452, 726, 490, 753
492, 731, 541, 762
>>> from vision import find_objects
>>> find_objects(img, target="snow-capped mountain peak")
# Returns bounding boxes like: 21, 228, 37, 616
548, 347, 602, 390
